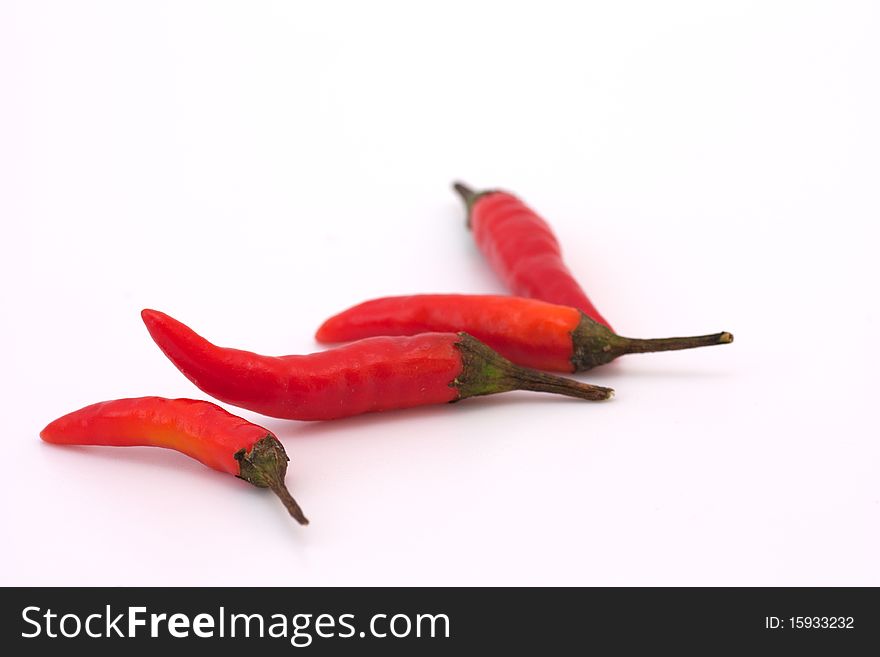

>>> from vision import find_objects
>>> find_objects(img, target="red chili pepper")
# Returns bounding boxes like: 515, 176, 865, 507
141, 309, 614, 421
317, 294, 732, 373
454, 181, 612, 328
41, 397, 308, 525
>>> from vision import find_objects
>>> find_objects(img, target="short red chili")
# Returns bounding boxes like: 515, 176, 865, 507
317, 294, 732, 373
141, 309, 614, 422
454, 181, 611, 328
40, 397, 308, 524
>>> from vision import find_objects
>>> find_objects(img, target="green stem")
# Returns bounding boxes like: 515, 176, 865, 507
571, 313, 733, 371
235, 436, 309, 526
268, 481, 310, 526
452, 181, 496, 228
451, 333, 614, 402
452, 181, 477, 208
613, 332, 733, 354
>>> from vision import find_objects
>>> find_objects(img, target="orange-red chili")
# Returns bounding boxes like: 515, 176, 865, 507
454, 181, 612, 329
141, 309, 614, 421
317, 294, 732, 373
40, 397, 308, 524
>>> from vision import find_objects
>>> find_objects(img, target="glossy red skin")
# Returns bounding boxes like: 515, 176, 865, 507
471, 191, 612, 329
317, 294, 580, 373
142, 310, 462, 421
40, 397, 270, 475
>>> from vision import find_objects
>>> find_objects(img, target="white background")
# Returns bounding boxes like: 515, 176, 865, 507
2, 1, 878, 586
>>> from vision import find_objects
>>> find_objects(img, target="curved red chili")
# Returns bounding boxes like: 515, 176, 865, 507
317, 294, 732, 373
141, 309, 614, 422
454, 181, 612, 328
40, 397, 308, 524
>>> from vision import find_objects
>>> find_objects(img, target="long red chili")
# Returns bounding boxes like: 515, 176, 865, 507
40, 397, 308, 524
141, 309, 614, 421
454, 181, 612, 328
317, 294, 732, 373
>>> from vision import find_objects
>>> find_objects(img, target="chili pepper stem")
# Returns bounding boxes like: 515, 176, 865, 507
614, 331, 733, 354
571, 313, 733, 371
453, 181, 476, 206
235, 436, 309, 525
452, 332, 614, 401
453, 181, 495, 228
267, 481, 309, 526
